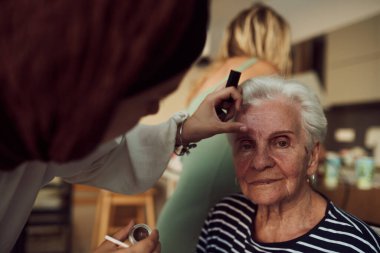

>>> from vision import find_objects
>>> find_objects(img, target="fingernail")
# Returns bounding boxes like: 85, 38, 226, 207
239, 126, 248, 132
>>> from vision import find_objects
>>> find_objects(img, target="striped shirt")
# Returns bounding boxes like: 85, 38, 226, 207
196, 193, 380, 253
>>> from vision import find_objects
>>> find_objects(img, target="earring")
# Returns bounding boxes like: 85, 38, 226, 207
307, 174, 317, 185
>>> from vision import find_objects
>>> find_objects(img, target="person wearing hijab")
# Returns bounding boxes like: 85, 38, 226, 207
0, 1, 247, 252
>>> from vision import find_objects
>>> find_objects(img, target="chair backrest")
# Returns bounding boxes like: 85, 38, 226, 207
371, 225, 380, 236
367, 221, 380, 236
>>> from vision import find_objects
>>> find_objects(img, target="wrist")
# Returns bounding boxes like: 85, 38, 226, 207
176, 119, 190, 146
174, 118, 196, 156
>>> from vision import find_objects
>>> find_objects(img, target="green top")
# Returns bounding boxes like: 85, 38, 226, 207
157, 58, 257, 253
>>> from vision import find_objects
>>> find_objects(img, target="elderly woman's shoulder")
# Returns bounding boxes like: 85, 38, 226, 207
213, 193, 257, 213
326, 201, 380, 240
206, 193, 256, 226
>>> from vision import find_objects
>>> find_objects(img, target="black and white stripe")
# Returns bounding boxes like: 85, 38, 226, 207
196, 193, 380, 253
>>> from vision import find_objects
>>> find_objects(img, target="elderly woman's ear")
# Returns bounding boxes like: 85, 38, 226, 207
307, 142, 321, 176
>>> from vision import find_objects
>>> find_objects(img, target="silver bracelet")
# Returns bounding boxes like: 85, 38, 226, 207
174, 119, 197, 156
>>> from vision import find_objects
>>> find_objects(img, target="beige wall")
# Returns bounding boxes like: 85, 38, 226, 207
326, 14, 380, 105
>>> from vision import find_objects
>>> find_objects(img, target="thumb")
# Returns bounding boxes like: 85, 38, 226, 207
113, 220, 135, 241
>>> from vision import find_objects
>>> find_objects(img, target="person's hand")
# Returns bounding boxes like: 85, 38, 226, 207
181, 86, 247, 144
94, 221, 160, 253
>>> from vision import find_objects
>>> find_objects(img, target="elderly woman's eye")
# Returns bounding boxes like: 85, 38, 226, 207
239, 140, 253, 151
274, 138, 289, 148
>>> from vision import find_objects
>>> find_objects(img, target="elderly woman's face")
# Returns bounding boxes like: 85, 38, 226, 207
232, 99, 317, 206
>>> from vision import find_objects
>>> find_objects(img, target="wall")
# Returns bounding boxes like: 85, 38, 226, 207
326, 13, 380, 105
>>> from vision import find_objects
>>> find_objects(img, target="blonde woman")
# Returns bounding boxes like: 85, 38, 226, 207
157, 4, 292, 253
186, 3, 291, 108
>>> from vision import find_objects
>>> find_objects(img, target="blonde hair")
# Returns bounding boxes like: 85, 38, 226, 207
187, 3, 292, 105
219, 3, 291, 75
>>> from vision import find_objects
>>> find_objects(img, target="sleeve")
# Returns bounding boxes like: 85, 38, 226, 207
49, 112, 188, 194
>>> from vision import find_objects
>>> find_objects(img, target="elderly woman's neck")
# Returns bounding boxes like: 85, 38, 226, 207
253, 188, 326, 243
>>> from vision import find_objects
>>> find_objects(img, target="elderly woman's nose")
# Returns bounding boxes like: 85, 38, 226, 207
250, 146, 274, 171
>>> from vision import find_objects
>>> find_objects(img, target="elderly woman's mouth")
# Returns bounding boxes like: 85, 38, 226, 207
250, 178, 282, 185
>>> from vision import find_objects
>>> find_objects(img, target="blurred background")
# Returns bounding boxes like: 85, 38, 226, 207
20, 0, 380, 252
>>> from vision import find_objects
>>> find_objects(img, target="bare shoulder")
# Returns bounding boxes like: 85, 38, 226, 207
240, 60, 278, 82
194, 57, 278, 94
199, 57, 249, 89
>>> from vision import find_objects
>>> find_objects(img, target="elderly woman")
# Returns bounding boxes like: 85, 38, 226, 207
196, 77, 380, 252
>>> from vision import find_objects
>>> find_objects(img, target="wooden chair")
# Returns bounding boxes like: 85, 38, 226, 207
91, 188, 156, 249
13, 180, 73, 253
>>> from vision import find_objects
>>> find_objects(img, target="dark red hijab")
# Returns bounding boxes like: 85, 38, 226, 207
0, 0, 208, 170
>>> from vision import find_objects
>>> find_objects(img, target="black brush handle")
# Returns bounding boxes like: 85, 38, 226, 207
216, 70, 241, 121
226, 70, 241, 88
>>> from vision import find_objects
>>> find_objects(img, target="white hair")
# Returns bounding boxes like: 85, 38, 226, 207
236, 76, 327, 147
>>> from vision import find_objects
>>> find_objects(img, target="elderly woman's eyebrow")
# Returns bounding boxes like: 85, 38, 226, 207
234, 133, 252, 142
269, 130, 294, 137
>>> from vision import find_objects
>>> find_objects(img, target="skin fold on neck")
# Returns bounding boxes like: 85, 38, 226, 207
253, 186, 327, 243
